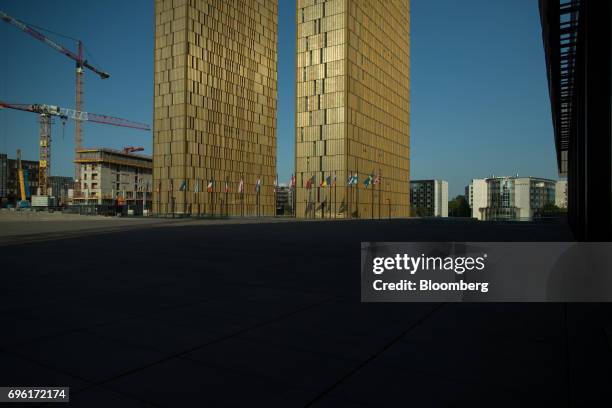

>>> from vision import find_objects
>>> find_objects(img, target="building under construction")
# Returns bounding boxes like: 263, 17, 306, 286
73, 148, 152, 211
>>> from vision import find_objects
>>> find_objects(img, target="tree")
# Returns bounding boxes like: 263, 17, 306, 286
535, 203, 566, 217
410, 206, 430, 217
448, 195, 471, 217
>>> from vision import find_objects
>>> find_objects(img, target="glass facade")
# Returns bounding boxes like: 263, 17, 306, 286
153, 0, 277, 215
295, 0, 410, 218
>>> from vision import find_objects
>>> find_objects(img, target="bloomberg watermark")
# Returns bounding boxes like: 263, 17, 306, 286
361, 242, 612, 302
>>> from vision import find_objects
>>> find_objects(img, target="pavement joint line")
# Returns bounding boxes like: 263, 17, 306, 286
303, 302, 447, 407
66, 297, 336, 400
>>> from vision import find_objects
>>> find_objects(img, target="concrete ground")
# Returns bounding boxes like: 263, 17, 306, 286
0, 210, 295, 246
1, 217, 611, 407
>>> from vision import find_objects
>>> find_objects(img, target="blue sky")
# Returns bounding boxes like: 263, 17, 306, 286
0, 0, 558, 197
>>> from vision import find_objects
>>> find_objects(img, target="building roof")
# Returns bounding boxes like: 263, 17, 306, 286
75, 148, 152, 169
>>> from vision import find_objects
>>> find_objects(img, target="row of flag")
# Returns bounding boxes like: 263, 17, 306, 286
305, 174, 337, 190
157, 172, 380, 193
159, 178, 257, 194
354, 173, 381, 187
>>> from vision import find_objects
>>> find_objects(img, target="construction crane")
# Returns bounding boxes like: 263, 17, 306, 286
122, 146, 145, 154
0, 101, 150, 196
0, 10, 110, 179
16, 149, 31, 208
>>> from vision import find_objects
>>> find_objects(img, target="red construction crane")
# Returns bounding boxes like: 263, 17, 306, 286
0, 101, 150, 196
1, 10, 110, 179
122, 146, 145, 154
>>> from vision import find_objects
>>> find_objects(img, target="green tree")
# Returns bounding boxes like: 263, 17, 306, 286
448, 195, 471, 217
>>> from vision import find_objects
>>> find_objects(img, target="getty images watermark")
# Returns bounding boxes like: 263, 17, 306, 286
372, 252, 489, 293
361, 242, 612, 302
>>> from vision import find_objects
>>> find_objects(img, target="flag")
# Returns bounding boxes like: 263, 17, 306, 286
347, 175, 353, 186
239, 177, 244, 194
320, 177, 327, 188
156, 181, 161, 193
364, 174, 373, 188
326, 175, 332, 187
179, 180, 187, 191
194, 180, 200, 193
290, 174, 296, 188
306, 175, 315, 190
207, 179, 214, 193
274, 175, 278, 193
256, 178, 261, 193
224, 180, 229, 193
374, 174, 381, 185
351, 174, 359, 185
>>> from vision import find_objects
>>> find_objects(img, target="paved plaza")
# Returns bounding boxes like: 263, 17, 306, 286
1, 216, 610, 406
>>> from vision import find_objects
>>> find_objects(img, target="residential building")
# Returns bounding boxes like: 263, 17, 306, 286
467, 179, 488, 220
410, 179, 448, 217
295, 0, 410, 218
47, 176, 74, 206
555, 179, 567, 209
540, 0, 611, 240
153, 0, 278, 216
73, 148, 152, 209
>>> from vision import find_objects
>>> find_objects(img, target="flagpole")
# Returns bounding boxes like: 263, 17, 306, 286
292, 176, 295, 218
195, 179, 199, 217
347, 173, 351, 219
329, 176, 332, 218
256, 176, 260, 218
378, 168, 382, 220
371, 173, 374, 220
274, 173, 277, 217
307, 176, 311, 219
334, 174, 337, 219
356, 160, 360, 219
321, 176, 324, 220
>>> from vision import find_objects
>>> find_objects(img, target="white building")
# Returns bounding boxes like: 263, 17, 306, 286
467, 176, 557, 221
73, 148, 152, 209
467, 179, 488, 220
410, 180, 448, 217
555, 179, 568, 208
